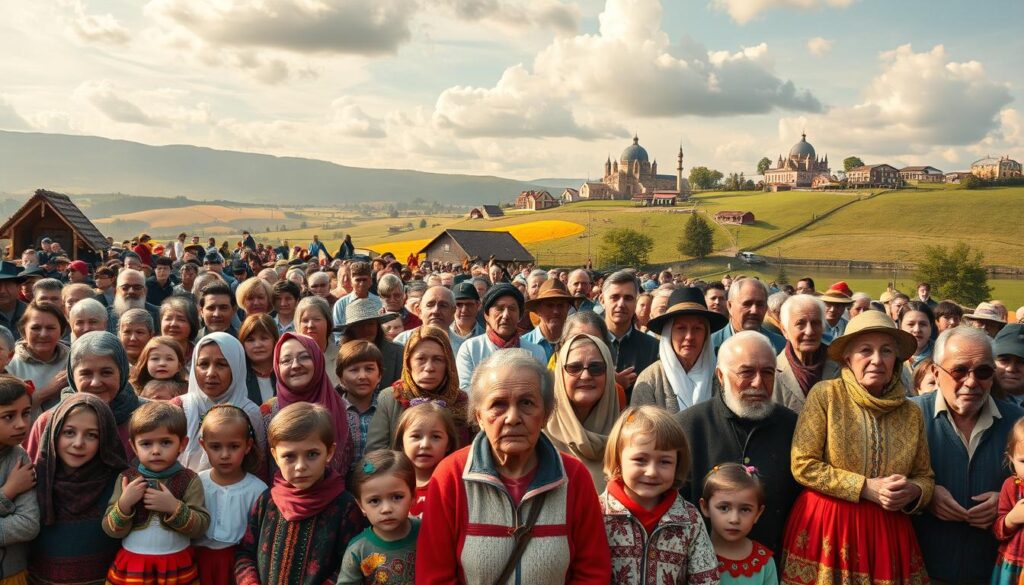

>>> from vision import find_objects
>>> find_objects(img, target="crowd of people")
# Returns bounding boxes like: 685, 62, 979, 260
0, 229, 1021, 585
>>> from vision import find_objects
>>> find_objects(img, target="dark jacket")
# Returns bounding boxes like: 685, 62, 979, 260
145, 276, 175, 307
0, 300, 27, 341
911, 393, 1024, 583
378, 338, 404, 390
608, 326, 659, 400
675, 393, 800, 554
245, 367, 276, 406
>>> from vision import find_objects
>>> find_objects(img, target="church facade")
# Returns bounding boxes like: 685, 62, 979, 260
580, 135, 689, 200
763, 133, 831, 188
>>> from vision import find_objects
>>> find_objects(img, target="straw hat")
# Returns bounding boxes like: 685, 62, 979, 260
963, 302, 1005, 326
827, 311, 918, 362
647, 287, 728, 333
343, 298, 395, 329
524, 279, 579, 311
820, 284, 855, 305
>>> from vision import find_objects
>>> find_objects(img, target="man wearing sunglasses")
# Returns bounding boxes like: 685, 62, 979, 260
913, 326, 1024, 585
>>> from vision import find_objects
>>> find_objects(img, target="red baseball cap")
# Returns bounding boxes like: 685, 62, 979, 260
67, 260, 89, 275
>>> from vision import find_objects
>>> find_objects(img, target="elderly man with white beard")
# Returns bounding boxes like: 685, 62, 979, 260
675, 330, 801, 555
108, 268, 161, 333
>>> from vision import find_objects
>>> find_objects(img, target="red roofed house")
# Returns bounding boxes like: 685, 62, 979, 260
515, 190, 559, 211
715, 211, 755, 225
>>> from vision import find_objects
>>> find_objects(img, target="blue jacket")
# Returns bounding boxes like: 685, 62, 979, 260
911, 392, 1024, 583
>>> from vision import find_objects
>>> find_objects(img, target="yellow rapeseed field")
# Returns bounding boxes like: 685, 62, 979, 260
366, 220, 584, 259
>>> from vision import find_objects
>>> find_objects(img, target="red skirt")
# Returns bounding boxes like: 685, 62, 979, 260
780, 490, 928, 585
194, 546, 236, 585
106, 548, 198, 585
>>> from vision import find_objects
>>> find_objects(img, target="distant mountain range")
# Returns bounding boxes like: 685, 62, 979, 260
527, 178, 588, 190
0, 131, 541, 206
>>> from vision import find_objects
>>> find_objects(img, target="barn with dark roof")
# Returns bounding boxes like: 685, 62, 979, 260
418, 229, 533, 264
0, 189, 109, 261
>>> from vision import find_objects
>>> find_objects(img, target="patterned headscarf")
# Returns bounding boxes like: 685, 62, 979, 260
393, 325, 467, 428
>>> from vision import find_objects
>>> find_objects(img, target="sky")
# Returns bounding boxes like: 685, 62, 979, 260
1, 0, 1022, 181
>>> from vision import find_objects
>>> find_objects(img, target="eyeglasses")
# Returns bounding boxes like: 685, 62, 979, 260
119, 284, 144, 292
563, 361, 607, 377
934, 363, 995, 382
278, 353, 314, 367
730, 368, 776, 382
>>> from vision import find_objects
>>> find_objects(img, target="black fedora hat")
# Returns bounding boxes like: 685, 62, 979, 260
647, 286, 728, 334
0, 261, 24, 282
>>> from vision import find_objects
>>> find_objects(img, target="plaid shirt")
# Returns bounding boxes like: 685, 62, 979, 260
343, 390, 379, 460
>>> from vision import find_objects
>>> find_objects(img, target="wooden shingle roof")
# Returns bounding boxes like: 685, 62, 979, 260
0, 189, 109, 252
419, 229, 534, 263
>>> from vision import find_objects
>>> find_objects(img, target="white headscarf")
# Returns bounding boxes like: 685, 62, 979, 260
179, 332, 266, 472
659, 319, 716, 411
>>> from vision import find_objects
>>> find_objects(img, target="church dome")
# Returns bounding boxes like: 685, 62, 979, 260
789, 133, 816, 159
620, 135, 649, 164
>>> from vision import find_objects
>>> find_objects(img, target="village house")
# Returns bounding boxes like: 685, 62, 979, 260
715, 211, 755, 225
561, 188, 580, 204
418, 229, 534, 265
847, 164, 901, 188
899, 166, 945, 183
944, 171, 972, 184
970, 155, 1022, 180
467, 205, 504, 220
0, 189, 109, 262
515, 190, 559, 211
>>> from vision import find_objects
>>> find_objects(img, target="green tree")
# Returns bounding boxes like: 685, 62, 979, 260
419, 218, 428, 228
599, 228, 653, 268
915, 241, 992, 306
843, 156, 865, 172
678, 214, 714, 259
689, 167, 723, 190
958, 174, 983, 190
776, 263, 789, 286
757, 157, 772, 175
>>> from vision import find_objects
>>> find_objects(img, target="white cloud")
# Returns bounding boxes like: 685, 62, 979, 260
429, 0, 820, 138
712, 0, 855, 25
63, 0, 131, 45
74, 81, 163, 127
438, 0, 581, 34
73, 81, 215, 129
329, 98, 386, 139
806, 37, 833, 57
0, 96, 32, 131
145, 0, 416, 56
781, 44, 1013, 158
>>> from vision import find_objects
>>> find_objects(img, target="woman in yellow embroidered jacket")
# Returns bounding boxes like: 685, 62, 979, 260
780, 311, 935, 585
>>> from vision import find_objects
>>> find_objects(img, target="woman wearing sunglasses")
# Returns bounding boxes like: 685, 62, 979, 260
544, 332, 619, 491
630, 287, 728, 414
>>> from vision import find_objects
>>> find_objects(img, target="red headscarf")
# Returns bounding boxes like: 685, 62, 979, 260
273, 332, 351, 475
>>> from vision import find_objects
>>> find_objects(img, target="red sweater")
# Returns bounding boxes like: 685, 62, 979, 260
416, 435, 611, 584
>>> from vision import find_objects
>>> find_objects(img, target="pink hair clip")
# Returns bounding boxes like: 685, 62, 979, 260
744, 465, 759, 475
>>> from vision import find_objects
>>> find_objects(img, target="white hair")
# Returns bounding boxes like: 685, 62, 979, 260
69, 298, 108, 324
780, 294, 826, 329
767, 291, 790, 314
528, 269, 548, 282
307, 272, 330, 286
116, 268, 145, 286
933, 326, 993, 366
852, 292, 871, 303
728, 277, 769, 301
717, 330, 777, 373
469, 349, 554, 418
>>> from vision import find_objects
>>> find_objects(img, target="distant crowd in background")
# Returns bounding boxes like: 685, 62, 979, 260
0, 228, 1020, 584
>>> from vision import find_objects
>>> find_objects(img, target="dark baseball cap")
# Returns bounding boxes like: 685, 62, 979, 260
994, 324, 1024, 359
453, 281, 480, 302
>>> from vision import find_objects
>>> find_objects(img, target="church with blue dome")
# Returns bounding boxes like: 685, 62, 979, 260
764, 133, 831, 188
579, 135, 688, 201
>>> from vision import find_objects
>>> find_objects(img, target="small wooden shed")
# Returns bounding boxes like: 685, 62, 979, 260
1, 189, 109, 261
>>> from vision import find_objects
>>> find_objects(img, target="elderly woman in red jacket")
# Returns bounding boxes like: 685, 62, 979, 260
416, 348, 611, 584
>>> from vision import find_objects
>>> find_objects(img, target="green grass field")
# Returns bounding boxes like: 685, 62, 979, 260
767, 185, 1024, 265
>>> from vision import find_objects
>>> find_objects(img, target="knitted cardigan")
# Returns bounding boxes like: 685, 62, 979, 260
600, 488, 720, 585
101, 467, 209, 540
0, 446, 40, 580
415, 433, 611, 584
234, 488, 364, 585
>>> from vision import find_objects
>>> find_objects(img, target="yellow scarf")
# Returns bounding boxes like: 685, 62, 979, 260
841, 366, 907, 414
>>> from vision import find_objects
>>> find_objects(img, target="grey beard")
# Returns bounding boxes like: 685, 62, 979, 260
722, 385, 775, 421
113, 295, 145, 316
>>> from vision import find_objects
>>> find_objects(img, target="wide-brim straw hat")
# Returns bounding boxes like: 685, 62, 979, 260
827, 310, 918, 362
647, 287, 728, 333
524, 279, 580, 311
963, 302, 1005, 325
342, 298, 396, 329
